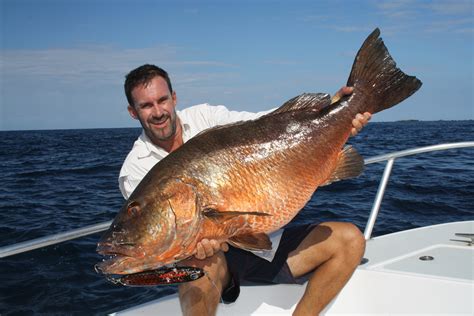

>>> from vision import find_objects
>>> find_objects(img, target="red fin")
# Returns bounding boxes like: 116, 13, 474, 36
228, 232, 272, 251
322, 146, 364, 186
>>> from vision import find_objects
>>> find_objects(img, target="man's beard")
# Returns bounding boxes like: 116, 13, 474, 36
146, 111, 177, 142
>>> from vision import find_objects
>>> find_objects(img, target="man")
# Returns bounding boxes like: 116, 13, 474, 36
119, 64, 370, 315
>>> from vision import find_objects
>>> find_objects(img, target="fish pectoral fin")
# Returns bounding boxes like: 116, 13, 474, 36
322, 146, 364, 186
203, 208, 272, 220
228, 233, 272, 251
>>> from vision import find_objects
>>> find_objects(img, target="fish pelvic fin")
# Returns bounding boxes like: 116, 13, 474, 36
268, 93, 332, 116
322, 146, 364, 186
228, 232, 273, 251
346, 28, 422, 114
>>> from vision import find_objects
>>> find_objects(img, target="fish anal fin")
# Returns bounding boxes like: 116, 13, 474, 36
228, 233, 272, 251
268, 93, 331, 116
322, 146, 364, 186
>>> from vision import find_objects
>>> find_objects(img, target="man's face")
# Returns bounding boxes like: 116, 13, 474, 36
128, 76, 178, 144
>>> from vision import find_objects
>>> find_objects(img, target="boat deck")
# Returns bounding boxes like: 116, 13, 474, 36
114, 220, 474, 315
324, 220, 473, 315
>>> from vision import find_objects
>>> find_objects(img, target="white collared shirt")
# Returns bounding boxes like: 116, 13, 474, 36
118, 103, 281, 261
118, 103, 275, 198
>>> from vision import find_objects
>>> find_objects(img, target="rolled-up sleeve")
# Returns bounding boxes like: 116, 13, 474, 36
119, 174, 141, 200
210, 105, 274, 125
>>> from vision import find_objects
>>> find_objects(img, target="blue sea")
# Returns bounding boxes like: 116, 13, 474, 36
0, 121, 473, 315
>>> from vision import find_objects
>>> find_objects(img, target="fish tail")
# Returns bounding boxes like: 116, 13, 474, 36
346, 28, 422, 114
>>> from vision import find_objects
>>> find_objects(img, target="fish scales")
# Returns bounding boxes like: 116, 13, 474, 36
97, 28, 422, 275
180, 115, 330, 232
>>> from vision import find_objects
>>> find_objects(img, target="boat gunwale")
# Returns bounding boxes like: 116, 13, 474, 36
0, 141, 472, 258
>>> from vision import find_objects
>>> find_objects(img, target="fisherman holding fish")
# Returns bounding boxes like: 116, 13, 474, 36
117, 65, 369, 315
100, 29, 421, 316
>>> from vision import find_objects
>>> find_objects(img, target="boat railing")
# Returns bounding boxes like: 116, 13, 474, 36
362, 141, 473, 239
0, 141, 473, 258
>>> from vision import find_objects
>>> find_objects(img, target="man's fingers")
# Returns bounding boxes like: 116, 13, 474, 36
195, 242, 205, 260
210, 239, 221, 252
194, 240, 229, 260
350, 112, 372, 136
201, 239, 214, 258
363, 112, 372, 122
351, 124, 362, 137
331, 86, 354, 104
341, 86, 354, 95
220, 242, 229, 252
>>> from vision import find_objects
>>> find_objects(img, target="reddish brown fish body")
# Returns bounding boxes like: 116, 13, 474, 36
97, 29, 422, 276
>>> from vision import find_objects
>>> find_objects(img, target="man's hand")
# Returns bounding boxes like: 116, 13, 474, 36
194, 239, 229, 260
332, 86, 372, 137
331, 86, 354, 104
351, 112, 371, 136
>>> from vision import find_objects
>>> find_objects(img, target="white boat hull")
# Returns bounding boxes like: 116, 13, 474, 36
113, 220, 474, 315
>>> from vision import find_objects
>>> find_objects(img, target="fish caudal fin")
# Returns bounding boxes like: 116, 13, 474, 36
322, 146, 364, 186
346, 28, 422, 114
228, 232, 272, 251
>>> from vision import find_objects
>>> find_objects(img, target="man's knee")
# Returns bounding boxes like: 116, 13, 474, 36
333, 222, 366, 258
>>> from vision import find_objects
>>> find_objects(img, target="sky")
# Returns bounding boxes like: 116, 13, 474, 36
0, 0, 473, 131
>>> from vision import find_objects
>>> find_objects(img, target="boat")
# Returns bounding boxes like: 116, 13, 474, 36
1, 142, 473, 315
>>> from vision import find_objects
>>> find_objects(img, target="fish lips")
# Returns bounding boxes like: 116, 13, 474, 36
96, 242, 146, 275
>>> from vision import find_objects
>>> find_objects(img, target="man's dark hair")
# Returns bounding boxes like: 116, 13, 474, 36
124, 64, 173, 107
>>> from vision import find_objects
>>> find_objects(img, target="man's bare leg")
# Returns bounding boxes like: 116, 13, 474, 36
287, 222, 366, 315
178, 252, 230, 316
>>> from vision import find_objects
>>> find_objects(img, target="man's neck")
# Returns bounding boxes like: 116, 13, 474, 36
153, 118, 184, 153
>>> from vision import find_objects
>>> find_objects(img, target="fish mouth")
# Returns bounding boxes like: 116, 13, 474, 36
96, 242, 138, 258
96, 242, 146, 275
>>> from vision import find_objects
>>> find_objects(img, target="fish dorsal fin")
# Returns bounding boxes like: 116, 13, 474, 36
191, 93, 330, 139
202, 208, 271, 220
228, 232, 272, 251
322, 146, 364, 186
268, 93, 331, 116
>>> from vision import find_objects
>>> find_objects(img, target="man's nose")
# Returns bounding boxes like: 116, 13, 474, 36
150, 102, 164, 116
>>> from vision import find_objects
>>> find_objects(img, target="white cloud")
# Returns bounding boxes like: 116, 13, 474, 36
332, 26, 373, 33
0, 45, 235, 87
428, 0, 473, 15
373, 0, 473, 34
0, 45, 243, 130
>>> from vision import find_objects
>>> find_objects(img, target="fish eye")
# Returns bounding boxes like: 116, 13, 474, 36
127, 201, 141, 216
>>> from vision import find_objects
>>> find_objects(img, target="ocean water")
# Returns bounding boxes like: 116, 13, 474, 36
0, 121, 473, 315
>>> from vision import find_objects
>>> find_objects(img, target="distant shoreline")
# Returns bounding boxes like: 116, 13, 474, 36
1, 119, 473, 133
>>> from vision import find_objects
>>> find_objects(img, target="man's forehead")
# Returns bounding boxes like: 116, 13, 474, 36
133, 77, 170, 97
142, 76, 168, 89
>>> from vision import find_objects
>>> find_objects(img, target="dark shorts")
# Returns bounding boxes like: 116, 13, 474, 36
221, 223, 318, 303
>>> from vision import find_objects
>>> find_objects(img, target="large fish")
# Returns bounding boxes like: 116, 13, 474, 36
97, 28, 422, 275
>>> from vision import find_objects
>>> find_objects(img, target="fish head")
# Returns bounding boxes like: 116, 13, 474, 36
96, 179, 200, 275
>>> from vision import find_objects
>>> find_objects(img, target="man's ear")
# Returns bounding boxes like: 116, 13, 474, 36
172, 91, 177, 107
127, 105, 138, 120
